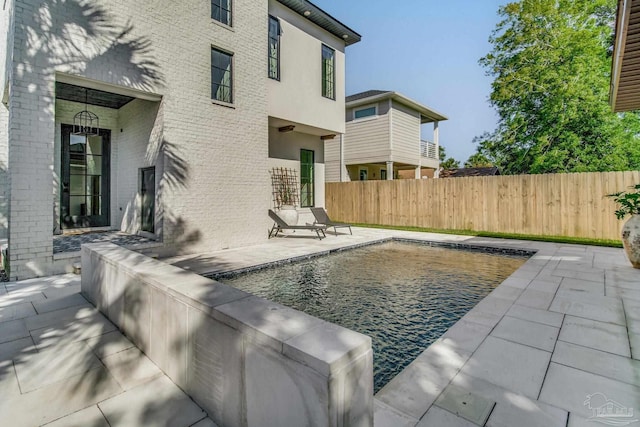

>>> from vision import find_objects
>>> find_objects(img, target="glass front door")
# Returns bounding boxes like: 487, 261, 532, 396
61, 125, 110, 229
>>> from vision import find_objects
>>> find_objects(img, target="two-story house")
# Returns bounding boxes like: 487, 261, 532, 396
325, 90, 447, 182
0, 0, 360, 279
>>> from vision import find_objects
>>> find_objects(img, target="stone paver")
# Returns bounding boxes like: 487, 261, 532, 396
558, 315, 631, 357
458, 336, 551, 399
1, 228, 639, 426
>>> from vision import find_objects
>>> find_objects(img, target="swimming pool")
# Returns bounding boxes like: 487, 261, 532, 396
218, 240, 528, 392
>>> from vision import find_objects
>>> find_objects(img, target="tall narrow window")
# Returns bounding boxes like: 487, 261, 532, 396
212, 0, 231, 26
268, 16, 280, 80
321, 45, 335, 99
211, 48, 233, 103
300, 149, 314, 207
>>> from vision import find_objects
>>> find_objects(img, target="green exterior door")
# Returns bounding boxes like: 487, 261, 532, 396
300, 149, 314, 207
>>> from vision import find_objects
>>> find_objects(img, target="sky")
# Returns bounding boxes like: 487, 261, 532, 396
316, 0, 508, 163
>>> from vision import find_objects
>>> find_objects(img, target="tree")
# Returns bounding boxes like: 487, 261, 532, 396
439, 145, 460, 169
464, 152, 493, 168
441, 157, 460, 170
476, 0, 640, 174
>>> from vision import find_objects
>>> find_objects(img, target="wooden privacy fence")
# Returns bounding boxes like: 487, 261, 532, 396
325, 171, 640, 241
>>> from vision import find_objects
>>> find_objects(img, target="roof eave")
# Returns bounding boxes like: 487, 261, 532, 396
611, 0, 632, 111
275, 0, 361, 46
346, 91, 449, 122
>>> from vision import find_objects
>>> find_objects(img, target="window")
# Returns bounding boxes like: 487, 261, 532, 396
211, 48, 233, 103
359, 168, 368, 181
380, 169, 387, 180
354, 106, 376, 119
268, 16, 280, 80
212, 0, 231, 26
300, 149, 314, 207
321, 45, 335, 99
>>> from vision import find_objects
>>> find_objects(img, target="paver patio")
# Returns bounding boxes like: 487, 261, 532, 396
0, 227, 638, 426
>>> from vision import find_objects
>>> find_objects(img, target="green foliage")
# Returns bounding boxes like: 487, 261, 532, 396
477, 0, 640, 174
607, 184, 640, 220
441, 157, 460, 170
464, 152, 493, 168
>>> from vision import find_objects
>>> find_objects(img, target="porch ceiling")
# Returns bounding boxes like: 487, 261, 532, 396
56, 82, 135, 109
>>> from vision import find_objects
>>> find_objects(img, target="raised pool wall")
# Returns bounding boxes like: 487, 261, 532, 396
81, 242, 374, 427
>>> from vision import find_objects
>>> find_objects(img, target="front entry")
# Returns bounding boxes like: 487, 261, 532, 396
61, 125, 111, 229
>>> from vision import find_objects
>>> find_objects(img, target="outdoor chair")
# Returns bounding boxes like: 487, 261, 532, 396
310, 207, 352, 236
268, 209, 327, 240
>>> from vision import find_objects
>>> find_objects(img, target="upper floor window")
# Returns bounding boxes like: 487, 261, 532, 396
354, 106, 376, 119
321, 45, 335, 100
212, 0, 231, 26
211, 48, 233, 104
268, 16, 280, 80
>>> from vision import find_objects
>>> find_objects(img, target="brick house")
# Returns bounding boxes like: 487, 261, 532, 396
0, 0, 360, 279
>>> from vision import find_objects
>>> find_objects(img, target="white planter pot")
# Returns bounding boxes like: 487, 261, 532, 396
278, 205, 298, 225
622, 214, 640, 269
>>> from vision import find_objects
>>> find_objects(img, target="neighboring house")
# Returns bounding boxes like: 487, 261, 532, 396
439, 167, 501, 178
325, 90, 447, 182
0, 0, 360, 279
610, 0, 640, 111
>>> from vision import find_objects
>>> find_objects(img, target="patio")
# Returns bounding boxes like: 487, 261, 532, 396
0, 227, 638, 426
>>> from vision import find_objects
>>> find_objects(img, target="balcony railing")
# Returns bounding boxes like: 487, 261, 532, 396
421, 140, 437, 159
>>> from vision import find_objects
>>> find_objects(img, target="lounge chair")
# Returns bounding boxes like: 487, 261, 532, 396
310, 207, 352, 235
268, 209, 327, 240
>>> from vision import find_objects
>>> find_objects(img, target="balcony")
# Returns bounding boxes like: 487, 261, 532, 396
420, 140, 437, 159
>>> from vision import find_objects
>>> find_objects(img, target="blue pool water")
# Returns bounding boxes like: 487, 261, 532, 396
219, 241, 527, 392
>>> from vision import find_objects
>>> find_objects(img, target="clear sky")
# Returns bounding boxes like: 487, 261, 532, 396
316, 0, 508, 163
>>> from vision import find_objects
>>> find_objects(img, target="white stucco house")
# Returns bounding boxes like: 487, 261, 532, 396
0, 0, 360, 279
325, 90, 447, 182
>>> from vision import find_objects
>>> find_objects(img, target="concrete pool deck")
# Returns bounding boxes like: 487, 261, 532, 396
0, 227, 638, 426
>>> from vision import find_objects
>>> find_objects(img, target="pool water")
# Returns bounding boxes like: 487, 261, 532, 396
219, 241, 527, 392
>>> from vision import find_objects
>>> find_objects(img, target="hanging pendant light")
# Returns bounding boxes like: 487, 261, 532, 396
72, 88, 99, 136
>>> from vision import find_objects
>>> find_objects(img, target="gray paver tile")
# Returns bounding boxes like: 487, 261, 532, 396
558, 278, 604, 295
624, 298, 640, 321
42, 405, 110, 427
515, 289, 555, 310
85, 330, 135, 359
0, 365, 121, 426
472, 296, 514, 317
539, 363, 640, 417
458, 336, 551, 399
488, 285, 523, 302
42, 283, 81, 300
31, 311, 117, 350
527, 279, 561, 293
373, 399, 418, 427
486, 399, 567, 427
0, 318, 29, 344
552, 341, 640, 385
460, 310, 502, 328
32, 293, 87, 314
549, 290, 625, 325
499, 277, 531, 290
0, 302, 36, 323
14, 341, 103, 393
505, 304, 564, 327
376, 339, 471, 420
441, 320, 492, 353
0, 290, 46, 307
416, 406, 478, 427
0, 359, 21, 397
558, 316, 630, 357
99, 375, 207, 427
606, 285, 640, 302
0, 336, 36, 362
23, 304, 97, 331
101, 346, 163, 390
551, 267, 604, 283
492, 316, 559, 351
626, 319, 640, 360
434, 383, 495, 425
